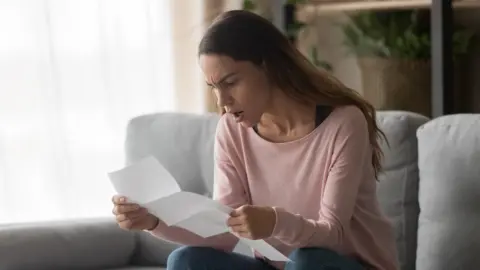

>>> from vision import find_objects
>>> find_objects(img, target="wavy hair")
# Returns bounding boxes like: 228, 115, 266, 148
198, 10, 387, 178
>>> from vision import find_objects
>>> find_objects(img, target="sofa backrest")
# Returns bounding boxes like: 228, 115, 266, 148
124, 111, 428, 270
125, 112, 220, 197
415, 114, 480, 270
375, 111, 429, 270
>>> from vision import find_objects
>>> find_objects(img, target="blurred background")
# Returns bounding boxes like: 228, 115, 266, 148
0, 0, 478, 225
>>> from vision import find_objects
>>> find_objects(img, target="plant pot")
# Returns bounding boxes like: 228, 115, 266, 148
358, 57, 467, 116
358, 57, 432, 117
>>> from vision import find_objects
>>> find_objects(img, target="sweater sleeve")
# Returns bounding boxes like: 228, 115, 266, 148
270, 108, 373, 250
149, 115, 248, 252
212, 116, 250, 209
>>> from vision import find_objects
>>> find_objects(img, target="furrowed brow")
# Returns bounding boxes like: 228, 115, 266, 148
206, 72, 236, 87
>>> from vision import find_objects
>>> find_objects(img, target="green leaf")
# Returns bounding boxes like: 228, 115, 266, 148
338, 10, 473, 59
286, 21, 306, 38
243, 0, 255, 11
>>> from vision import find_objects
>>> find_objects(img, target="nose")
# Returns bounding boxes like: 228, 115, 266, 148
215, 90, 233, 109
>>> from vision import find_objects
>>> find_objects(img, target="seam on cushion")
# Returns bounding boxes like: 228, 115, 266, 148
398, 116, 411, 269
127, 231, 143, 264
404, 118, 420, 270
400, 159, 408, 268
380, 115, 407, 266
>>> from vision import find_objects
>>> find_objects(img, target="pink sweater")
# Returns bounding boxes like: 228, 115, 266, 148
150, 105, 399, 270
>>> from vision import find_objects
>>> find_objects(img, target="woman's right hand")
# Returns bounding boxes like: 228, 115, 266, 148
111, 195, 159, 231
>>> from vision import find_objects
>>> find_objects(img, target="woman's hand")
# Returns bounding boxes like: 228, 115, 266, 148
226, 205, 276, 240
111, 195, 159, 231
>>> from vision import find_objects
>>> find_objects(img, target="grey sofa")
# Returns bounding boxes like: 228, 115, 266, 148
1, 111, 479, 270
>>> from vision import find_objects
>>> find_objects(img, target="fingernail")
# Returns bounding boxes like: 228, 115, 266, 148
120, 197, 125, 203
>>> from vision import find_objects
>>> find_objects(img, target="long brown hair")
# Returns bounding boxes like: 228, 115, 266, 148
198, 10, 387, 179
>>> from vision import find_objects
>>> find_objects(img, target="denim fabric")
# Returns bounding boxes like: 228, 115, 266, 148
166, 246, 364, 270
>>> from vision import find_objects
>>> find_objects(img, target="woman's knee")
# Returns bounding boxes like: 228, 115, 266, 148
167, 246, 216, 270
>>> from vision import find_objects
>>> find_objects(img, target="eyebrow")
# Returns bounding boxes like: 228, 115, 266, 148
206, 72, 236, 87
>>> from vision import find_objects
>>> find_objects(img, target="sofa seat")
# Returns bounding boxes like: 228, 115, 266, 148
112, 267, 165, 270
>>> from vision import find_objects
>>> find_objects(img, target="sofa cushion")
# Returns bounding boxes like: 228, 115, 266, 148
129, 231, 180, 266
416, 114, 480, 270
125, 111, 430, 269
125, 113, 220, 198
375, 111, 429, 270
0, 218, 135, 270
124, 113, 221, 264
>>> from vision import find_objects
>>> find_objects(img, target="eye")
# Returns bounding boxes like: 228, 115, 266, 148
224, 80, 236, 88
208, 79, 237, 92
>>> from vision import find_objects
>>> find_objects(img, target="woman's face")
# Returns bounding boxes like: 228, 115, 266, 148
199, 54, 272, 128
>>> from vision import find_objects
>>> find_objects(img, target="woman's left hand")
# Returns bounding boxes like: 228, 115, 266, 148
226, 205, 276, 240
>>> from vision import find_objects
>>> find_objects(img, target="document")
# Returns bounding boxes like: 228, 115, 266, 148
174, 210, 231, 238
108, 156, 289, 262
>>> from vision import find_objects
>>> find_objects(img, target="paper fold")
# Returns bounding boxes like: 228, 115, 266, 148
108, 155, 289, 262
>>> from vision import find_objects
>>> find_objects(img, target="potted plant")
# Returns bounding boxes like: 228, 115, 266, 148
243, 0, 333, 72
341, 10, 473, 116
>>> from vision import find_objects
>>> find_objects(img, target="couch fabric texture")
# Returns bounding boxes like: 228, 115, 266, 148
415, 114, 480, 270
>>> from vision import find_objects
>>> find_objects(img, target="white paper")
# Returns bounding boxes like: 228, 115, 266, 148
108, 155, 289, 262
108, 156, 181, 204
144, 191, 231, 226
239, 238, 290, 261
175, 210, 230, 238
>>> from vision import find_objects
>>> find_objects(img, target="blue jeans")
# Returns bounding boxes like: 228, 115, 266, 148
166, 246, 364, 270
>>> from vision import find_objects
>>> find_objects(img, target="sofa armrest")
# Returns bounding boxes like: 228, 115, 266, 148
416, 114, 480, 270
0, 217, 136, 270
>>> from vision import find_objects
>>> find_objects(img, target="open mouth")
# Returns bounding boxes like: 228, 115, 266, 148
232, 111, 244, 122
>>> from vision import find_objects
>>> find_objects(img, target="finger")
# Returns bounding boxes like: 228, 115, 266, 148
115, 208, 148, 223
118, 219, 134, 230
230, 207, 245, 217
117, 214, 146, 230
112, 195, 128, 205
124, 207, 148, 219
120, 204, 140, 213
229, 224, 248, 234
231, 205, 252, 217
236, 231, 254, 240
226, 216, 244, 227
116, 213, 127, 223
112, 204, 140, 215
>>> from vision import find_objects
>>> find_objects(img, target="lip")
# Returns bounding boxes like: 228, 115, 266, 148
232, 111, 244, 122
234, 114, 244, 123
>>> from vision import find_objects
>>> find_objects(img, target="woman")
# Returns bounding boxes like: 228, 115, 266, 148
111, 10, 399, 270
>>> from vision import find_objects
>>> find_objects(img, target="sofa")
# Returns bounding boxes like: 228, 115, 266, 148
0, 111, 479, 270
